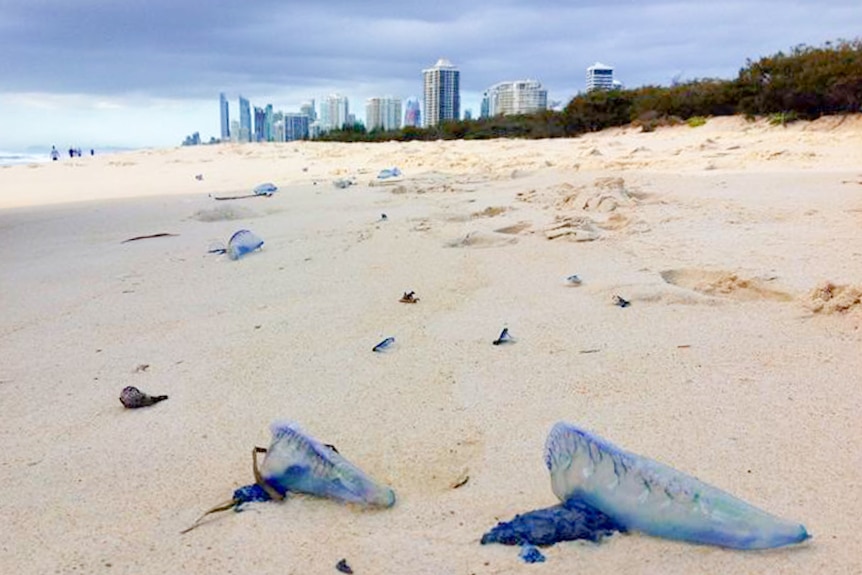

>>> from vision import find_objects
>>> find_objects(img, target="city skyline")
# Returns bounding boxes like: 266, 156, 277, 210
214, 61, 549, 144
1, 1, 860, 150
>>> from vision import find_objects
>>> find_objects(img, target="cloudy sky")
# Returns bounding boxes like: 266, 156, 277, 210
1, 0, 859, 150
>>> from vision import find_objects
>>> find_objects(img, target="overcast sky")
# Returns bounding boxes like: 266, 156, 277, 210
1, 0, 859, 150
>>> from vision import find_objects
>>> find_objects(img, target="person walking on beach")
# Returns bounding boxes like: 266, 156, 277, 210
50, 146, 60, 161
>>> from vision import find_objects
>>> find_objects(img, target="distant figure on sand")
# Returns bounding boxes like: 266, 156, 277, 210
50, 146, 59, 161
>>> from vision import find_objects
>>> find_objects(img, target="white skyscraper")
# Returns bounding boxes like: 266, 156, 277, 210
482, 80, 548, 116
586, 62, 615, 92
422, 58, 460, 127
320, 94, 350, 131
366, 97, 402, 131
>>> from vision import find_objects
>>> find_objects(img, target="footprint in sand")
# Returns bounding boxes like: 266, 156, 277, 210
191, 205, 258, 222
494, 222, 532, 235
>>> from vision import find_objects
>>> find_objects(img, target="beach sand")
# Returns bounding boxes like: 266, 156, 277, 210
1, 116, 861, 574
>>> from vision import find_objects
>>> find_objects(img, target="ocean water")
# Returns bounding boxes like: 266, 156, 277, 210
0, 151, 52, 166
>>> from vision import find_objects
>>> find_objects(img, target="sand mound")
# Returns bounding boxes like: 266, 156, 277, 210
660, 269, 793, 301
803, 281, 862, 314
556, 177, 637, 213
544, 177, 645, 240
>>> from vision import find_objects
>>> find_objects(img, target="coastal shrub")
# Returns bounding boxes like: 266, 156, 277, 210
687, 116, 707, 127
633, 111, 683, 132
768, 111, 799, 126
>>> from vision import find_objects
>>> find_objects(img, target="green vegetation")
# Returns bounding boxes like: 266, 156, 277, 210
768, 111, 799, 126
317, 39, 861, 142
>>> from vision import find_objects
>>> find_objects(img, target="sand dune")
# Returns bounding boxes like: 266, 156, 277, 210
1, 116, 861, 574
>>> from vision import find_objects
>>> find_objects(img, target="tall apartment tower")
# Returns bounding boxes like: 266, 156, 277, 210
586, 62, 614, 92
366, 97, 402, 131
422, 58, 460, 127
320, 94, 349, 131
238, 96, 251, 142
219, 93, 230, 140
264, 104, 274, 142
253, 106, 266, 142
284, 113, 310, 141
482, 80, 548, 117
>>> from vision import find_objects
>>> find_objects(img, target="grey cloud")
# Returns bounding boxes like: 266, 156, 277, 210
1, 0, 860, 103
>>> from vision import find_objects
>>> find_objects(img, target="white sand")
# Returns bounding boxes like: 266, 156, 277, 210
1, 116, 861, 574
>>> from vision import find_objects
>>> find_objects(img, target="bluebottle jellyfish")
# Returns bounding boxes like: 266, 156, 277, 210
492, 328, 514, 345
482, 422, 809, 551
182, 421, 395, 533
372, 337, 395, 352
253, 183, 277, 196
227, 229, 264, 260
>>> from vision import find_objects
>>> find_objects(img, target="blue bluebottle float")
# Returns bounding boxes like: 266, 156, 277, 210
612, 295, 630, 308
254, 182, 278, 196
377, 167, 402, 180
492, 327, 514, 346
544, 422, 810, 550
182, 421, 395, 533
372, 336, 396, 352
227, 229, 264, 260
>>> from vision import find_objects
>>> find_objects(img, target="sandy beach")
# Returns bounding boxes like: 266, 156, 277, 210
1, 116, 861, 574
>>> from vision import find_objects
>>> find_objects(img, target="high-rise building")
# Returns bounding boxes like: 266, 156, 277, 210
422, 58, 460, 127
272, 110, 284, 142
481, 80, 548, 117
586, 62, 615, 92
300, 100, 317, 122
253, 106, 266, 142
404, 98, 421, 127
284, 113, 310, 141
219, 93, 230, 140
264, 104, 274, 142
239, 96, 251, 142
366, 97, 402, 132
320, 94, 349, 131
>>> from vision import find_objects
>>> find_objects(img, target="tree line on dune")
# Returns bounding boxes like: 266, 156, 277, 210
317, 39, 862, 142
